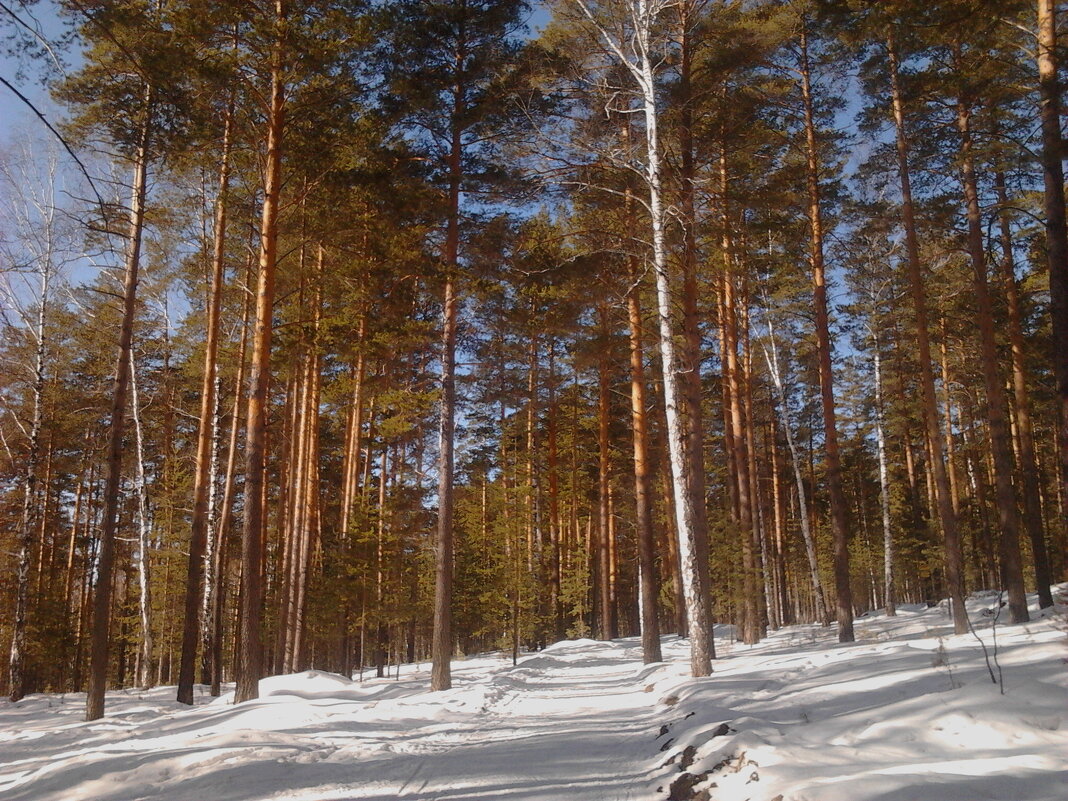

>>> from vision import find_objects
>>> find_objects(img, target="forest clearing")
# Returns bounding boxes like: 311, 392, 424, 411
2, 589, 1066, 801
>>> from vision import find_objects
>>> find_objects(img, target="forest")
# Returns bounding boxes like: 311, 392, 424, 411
0, 0, 1065, 727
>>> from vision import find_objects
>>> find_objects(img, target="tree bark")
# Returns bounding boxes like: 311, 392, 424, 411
293, 244, 324, 669
547, 342, 564, 640
871, 329, 895, 616
677, 2, 713, 648
236, 3, 286, 703
7, 236, 51, 702
995, 171, 1054, 608
954, 89, 1028, 623
179, 101, 233, 705
640, 30, 713, 677
85, 87, 152, 721
626, 210, 662, 664
800, 25, 853, 642
761, 321, 828, 624
597, 302, 615, 639
884, 80, 965, 609
1036, 0, 1068, 540
209, 252, 253, 695
572, 0, 713, 675
431, 91, 461, 691
128, 348, 153, 688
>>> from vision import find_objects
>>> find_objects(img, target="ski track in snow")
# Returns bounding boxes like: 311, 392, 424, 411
1, 589, 1066, 801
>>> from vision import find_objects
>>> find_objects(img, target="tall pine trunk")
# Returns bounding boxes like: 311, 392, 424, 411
431, 87, 461, 692
1036, 0, 1068, 537
85, 86, 152, 721
236, 3, 286, 703
886, 37, 968, 631
994, 170, 1053, 608
626, 207, 662, 664
178, 101, 233, 705
954, 87, 1028, 623
597, 303, 615, 639
800, 26, 853, 642
677, 3, 713, 646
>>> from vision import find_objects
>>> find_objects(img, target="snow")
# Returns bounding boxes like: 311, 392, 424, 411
2, 589, 1066, 801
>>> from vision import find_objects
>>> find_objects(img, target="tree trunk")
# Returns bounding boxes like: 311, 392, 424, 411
871, 330, 895, 616
955, 89, 1028, 623
128, 348, 154, 688
85, 87, 152, 721
640, 31, 713, 677
375, 443, 389, 678
430, 133, 460, 691
293, 244, 324, 669
677, 3, 713, 649
179, 101, 233, 705
761, 322, 828, 624
571, 0, 709, 661
7, 243, 51, 702
627, 217, 662, 664
209, 251, 253, 695
340, 316, 367, 542
800, 26, 853, 642
887, 35, 967, 634
768, 415, 791, 626
597, 302, 614, 639
199, 370, 223, 685
547, 342, 564, 641
1036, 0, 1068, 539
741, 279, 768, 639
236, 4, 286, 704
995, 170, 1053, 608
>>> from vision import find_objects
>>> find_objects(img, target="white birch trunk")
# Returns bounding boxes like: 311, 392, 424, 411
761, 322, 828, 623
129, 348, 154, 688
870, 331, 895, 616
570, 0, 713, 674
200, 369, 223, 676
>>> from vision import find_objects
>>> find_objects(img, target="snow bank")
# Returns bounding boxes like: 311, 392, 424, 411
2, 588, 1065, 801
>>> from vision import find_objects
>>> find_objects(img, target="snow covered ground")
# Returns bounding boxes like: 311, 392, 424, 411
2, 589, 1065, 801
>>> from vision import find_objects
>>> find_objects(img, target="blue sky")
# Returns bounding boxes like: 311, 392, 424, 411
0, 0, 69, 130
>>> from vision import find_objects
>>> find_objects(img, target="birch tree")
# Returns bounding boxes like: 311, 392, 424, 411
567, 0, 714, 675
1, 147, 72, 701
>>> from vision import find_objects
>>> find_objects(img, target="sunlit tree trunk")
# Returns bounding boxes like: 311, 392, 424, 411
8, 233, 52, 702
886, 38, 967, 632
626, 206, 662, 664
128, 349, 153, 688
431, 152, 459, 691
1036, 0, 1068, 536
761, 312, 828, 624
995, 170, 1053, 608
800, 26, 853, 642
236, 2, 286, 703
179, 101, 233, 705
870, 327, 895, 616
572, 0, 712, 676
597, 302, 615, 639
86, 85, 153, 721
954, 86, 1028, 623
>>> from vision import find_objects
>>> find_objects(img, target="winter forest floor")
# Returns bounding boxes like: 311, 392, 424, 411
2, 590, 1066, 801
